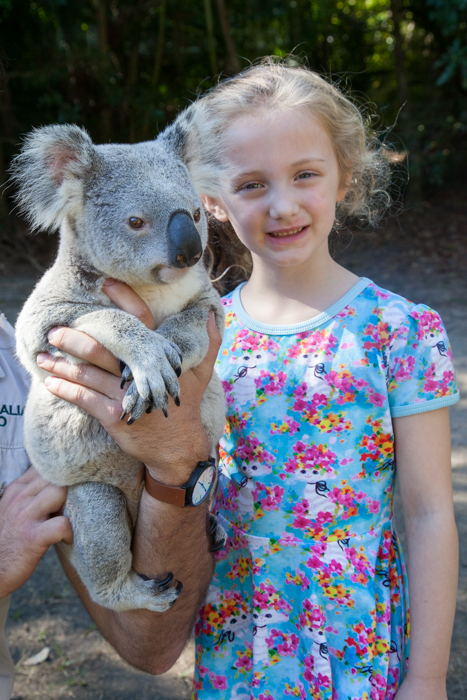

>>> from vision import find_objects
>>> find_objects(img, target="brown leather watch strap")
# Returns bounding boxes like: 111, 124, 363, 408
143, 466, 187, 507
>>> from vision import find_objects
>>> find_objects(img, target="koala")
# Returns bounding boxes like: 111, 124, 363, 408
10, 123, 227, 612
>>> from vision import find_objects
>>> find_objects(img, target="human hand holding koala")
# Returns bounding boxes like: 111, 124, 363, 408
0, 467, 72, 599
37, 279, 219, 483
34, 281, 222, 673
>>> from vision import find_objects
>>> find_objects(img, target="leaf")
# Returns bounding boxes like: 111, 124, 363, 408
23, 647, 51, 666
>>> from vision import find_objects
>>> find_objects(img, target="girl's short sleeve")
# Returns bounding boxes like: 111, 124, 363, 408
387, 305, 460, 418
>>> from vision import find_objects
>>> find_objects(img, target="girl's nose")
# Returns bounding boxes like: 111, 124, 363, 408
269, 192, 300, 221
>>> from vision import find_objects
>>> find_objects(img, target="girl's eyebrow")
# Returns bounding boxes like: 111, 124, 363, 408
292, 157, 326, 166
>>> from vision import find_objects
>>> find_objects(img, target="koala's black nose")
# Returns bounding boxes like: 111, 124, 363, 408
167, 212, 203, 268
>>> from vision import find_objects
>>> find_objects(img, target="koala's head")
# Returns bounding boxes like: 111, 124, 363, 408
10, 124, 207, 286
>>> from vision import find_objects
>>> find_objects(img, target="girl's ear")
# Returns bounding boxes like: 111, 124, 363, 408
201, 194, 230, 222
336, 169, 353, 202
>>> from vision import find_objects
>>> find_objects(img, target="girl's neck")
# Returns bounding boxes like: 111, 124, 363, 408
240, 251, 360, 326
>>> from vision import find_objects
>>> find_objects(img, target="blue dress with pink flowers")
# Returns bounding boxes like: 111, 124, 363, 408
192, 278, 459, 700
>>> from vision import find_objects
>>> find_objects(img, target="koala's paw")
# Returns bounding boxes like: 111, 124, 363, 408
137, 572, 183, 612
207, 514, 227, 554
120, 337, 183, 424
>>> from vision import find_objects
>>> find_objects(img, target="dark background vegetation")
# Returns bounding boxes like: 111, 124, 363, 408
0, 0, 466, 267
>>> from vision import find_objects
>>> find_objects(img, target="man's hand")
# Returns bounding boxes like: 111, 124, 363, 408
37, 278, 221, 483
0, 467, 72, 598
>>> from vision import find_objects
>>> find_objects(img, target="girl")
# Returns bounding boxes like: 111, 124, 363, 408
39, 61, 458, 699
177, 61, 459, 700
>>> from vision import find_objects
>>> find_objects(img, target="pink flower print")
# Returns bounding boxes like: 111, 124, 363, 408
270, 416, 301, 436
367, 387, 386, 407
285, 682, 307, 699
208, 673, 228, 690
198, 664, 209, 678
362, 319, 390, 351
391, 355, 416, 384
366, 497, 381, 515
222, 379, 235, 406
412, 308, 444, 341
278, 532, 301, 547
235, 434, 275, 467
252, 483, 284, 513
285, 568, 311, 591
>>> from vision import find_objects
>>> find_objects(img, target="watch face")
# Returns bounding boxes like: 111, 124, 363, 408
192, 465, 216, 506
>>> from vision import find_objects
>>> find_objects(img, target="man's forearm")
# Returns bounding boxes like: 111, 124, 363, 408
57, 489, 214, 674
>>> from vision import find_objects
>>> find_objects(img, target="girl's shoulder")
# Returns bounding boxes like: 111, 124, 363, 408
355, 280, 448, 340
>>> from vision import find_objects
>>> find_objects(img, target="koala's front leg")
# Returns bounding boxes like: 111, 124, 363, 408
72, 308, 182, 421
156, 293, 224, 372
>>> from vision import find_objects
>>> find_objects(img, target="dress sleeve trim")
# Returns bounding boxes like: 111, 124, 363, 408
390, 391, 460, 417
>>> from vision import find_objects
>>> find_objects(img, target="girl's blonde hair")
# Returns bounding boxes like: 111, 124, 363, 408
178, 58, 391, 292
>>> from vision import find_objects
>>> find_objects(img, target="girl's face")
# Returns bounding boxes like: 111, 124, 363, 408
203, 108, 349, 271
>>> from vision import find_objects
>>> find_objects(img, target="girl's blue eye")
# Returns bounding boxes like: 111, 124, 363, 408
242, 182, 262, 190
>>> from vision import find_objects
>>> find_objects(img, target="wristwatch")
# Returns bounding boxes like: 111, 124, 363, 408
143, 458, 217, 507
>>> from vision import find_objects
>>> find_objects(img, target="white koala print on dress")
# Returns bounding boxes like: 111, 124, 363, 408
230, 349, 276, 405
303, 624, 332, 679
237, 460, 273, 517
322, 538, 350, 569
296, 347, 332, 402
293, 466, 335, 519
253, 607, 290, 666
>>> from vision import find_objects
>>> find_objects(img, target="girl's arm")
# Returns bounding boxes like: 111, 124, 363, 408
393, 407, 458, 700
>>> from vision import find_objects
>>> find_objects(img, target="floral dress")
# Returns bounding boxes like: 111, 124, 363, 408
193, 278, 459, 700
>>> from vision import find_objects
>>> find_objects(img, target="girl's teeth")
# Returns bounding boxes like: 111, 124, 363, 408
269, 227, 303, 238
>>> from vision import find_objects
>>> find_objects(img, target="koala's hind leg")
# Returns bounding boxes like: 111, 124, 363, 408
65, 483, 182, 612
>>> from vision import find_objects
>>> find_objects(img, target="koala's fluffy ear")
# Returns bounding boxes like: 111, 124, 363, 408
158, 105, 195, 161
10, 124, 101, 232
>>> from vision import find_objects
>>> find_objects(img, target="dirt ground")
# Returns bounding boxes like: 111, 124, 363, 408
1, 194, 466, 699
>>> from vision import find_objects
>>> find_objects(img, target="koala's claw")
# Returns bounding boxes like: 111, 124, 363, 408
207, 514, 227, 553
155, 573, 174, 591
119, 362, 134, 390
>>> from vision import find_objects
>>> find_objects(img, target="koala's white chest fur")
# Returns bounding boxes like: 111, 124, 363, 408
132, 265, 205, 327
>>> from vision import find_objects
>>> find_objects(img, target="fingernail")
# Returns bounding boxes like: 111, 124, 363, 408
103, 278, 116, 286
44, 376, 58, 387
48, 327, 59, 342
37, 353, 48, 365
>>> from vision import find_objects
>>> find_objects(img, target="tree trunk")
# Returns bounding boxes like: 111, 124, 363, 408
94, 0, 112, 141
216, 0, 240, 74
203, 0, 218, 77
141, 0, 167, 141
0, 66, 14, 218
128, 44, 139, 143
389, 0, 422, 202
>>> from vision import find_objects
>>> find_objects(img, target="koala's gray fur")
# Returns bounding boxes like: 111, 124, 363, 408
11, 123, 226, 612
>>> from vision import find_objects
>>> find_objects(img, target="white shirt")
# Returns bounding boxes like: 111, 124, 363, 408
0, 313, 30, 700
0, 313, 30, 494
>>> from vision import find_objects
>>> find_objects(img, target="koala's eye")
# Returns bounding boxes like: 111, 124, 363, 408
128, 217, 144, 229
193, 208, 201, 223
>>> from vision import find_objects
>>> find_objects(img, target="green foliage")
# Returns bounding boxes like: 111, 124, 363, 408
0, 0, 466, 198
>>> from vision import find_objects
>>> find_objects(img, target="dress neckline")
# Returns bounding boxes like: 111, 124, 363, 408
230, 277, 372, 336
